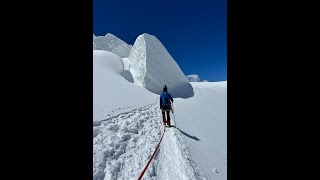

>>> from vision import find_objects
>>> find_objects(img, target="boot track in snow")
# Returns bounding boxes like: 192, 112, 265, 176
93, 102, 204, 180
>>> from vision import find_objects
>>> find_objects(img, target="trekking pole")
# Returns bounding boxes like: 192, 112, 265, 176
172, 102, 176, 126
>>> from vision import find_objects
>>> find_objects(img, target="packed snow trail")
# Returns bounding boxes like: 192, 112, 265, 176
93, 101, 161, 180
93, 101, 203, 180
146, 119, 205, 180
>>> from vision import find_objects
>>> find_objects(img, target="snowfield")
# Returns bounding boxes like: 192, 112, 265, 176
93, 34, 227, 180
174, 81, 227, 180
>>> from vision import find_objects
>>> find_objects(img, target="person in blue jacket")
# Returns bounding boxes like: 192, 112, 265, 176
160, 85, 173, 126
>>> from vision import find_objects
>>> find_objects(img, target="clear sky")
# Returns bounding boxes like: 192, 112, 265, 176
94, 0, 226, 82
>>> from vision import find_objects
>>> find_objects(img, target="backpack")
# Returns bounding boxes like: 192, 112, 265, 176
161, 93, 171, 106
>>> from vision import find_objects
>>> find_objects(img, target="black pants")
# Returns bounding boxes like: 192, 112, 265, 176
161, 106, 171, 122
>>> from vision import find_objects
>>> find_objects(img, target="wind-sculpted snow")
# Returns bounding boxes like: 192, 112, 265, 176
128, 33, 194, 98
93, 50, 157, 122
93, 33, 131, 58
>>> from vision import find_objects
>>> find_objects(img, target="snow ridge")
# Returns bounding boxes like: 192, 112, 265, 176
93, 33, 131, 58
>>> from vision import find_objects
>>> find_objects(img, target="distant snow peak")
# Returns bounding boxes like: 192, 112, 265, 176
187, 74, 201, 82
128, 33, 194, 98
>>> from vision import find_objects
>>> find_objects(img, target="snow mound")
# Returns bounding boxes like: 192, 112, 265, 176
93, 33, 131, 58
93, 50, 156, 122
187, 74, 201, 82
93, 50, 124, 74
128, 33, 194, 98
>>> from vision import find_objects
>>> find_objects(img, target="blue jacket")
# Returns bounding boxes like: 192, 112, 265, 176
160, 92, 173, 107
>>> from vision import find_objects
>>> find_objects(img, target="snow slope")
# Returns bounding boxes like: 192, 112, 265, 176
174, 81, 227, 180
93, 50, 204, 180
93, 50, 156, 122
128, 33, 194, 98
93, 34, 227, 180
93, 33, 131, 58
93, 50, 160, 179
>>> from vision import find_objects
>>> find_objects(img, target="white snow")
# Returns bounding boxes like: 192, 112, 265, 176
93, 50, 156, 122
93, 34, 227, 180
93, 33, 131, 58
121, 57, 130, 70
128, 33, 194, 98
174, 81, 227, 180
187, 74, 201, 82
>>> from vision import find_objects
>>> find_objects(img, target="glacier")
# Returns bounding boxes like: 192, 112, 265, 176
93, 33, 226, 180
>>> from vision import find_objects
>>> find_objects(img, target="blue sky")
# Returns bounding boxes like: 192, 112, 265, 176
94, 0, 226, 82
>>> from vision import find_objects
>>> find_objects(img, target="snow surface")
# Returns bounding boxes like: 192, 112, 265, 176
121, 57, 130, 70
93, 50, 156, 122
93, 33, 131, 58
174, 81, 227, 180
93, 34, 227, 180
187, 74, 201, 82
128, 33, 194, 98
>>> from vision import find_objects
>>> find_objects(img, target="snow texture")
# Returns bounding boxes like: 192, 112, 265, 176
93, 33, 131, 58
128, 33, 194, 98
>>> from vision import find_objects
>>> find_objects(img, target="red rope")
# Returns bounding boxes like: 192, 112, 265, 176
138, 127, 166, 180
